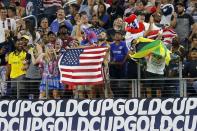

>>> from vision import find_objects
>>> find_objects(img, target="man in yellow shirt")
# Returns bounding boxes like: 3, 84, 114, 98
7, 40, 28, 98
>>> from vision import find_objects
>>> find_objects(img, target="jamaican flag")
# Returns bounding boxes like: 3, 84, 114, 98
130, 37, 171, 65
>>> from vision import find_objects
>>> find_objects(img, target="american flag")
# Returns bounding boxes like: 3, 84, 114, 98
58, 47, 108, 85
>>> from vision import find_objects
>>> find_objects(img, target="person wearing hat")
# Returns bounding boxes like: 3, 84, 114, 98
175, 1, 195, 51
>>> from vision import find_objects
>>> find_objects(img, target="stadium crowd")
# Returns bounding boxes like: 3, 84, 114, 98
0, 0, 197, 99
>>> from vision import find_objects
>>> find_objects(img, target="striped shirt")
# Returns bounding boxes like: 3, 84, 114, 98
43, 0, 62, 8
162, 27, 177, 45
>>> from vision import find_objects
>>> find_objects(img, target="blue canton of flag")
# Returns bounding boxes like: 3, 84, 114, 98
60, 49, 84, 66
87, 27, 106, 36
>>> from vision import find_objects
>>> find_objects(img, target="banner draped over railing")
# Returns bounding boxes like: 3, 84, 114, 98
0, 98, 196, 131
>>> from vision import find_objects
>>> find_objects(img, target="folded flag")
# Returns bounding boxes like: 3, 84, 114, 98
58, 47, 108, 85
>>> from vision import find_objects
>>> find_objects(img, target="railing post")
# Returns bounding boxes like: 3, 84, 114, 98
137, 60, 141, 97
17, 81, 19, 99
104, 79, 109, 98
46, 79, 49, 99
179, 60, 183, 97
183, 79, 187, 97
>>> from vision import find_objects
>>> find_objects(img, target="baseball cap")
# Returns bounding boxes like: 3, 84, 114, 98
21, 35, 30, 40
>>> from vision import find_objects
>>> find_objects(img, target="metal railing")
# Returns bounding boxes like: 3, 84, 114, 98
0, 78, 196, 99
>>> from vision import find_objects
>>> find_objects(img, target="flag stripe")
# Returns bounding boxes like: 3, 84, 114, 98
61, 68, 102, 72
80, 58, 104, 63
62, 74, 102, 79
61, 71, 101, 76
80, 56, 104, 59
80, 53, 106, 57
59, 64, 101, 69
61, 81, 104, 86
61, 77, 103, 82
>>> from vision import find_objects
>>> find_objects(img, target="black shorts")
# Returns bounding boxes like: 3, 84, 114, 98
143, 72, 164, 88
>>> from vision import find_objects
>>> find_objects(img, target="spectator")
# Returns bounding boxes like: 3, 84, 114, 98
93, 0, 110, 14
124, 0, 136, 16
43, 0, 62, 24
79, 0, 94, 20
186, 0, 197, 22
96, 3, 110, 29
175, 2, 195, 51
184, 47, 197, 96
68, 3, 80, 25
7, 39, 29, 98
107, 17, 125, 42
18, 19, 40, 45
144, 52, 166, 97
190, 33, 197, 49
58, 25, 78, 49
107, 0, 124, 27
109, 30, 129, 97
7, 6, 18, 19
37, 17, 50, 36
71, 11, 92, 39
50, 8, 73, 34
23, 35, 42, 99
38, 41, 64, 99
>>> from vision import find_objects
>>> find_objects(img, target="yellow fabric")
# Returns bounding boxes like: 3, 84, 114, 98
136, 37, 155, 44
8, 51, 27, 78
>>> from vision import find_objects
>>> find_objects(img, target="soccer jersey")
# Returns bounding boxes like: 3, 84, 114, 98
8, 51, 27, 78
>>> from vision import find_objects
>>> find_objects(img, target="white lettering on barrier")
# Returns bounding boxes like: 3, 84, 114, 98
161, 98, 174, 115
124, 116, 137, 131
148, 99, 161, 115
78, 100, 90, 116
0, 118, 8, 131
8, 100, 22, 117
113, 99, 126, 116
150, 116, 159, 131
31, 118, 42, 131
173, 98, 187, 115
89, 100, 102, 116
173, 116, 184, 131
137, 116, 149, 131
42, 117, 55, 131
184, 115, 197, 131
113, 116, 124, 131
100, 117, 113, 131
0, 98, 196, 131
138, 99, 147, 115
56, 100, 64, 116
8, 118, 19, 131
125, 99, 138, 115
67, 117, 73, 131
54, 117, 67, 131
185, 98, 197, 115
89, 117, 101, 131
77, 117, 89, 131
101, 99, 113, 116
0, 100, 9, 117
31, 101, 44, 116
65, 99, 77, 116
19, 118, 31, 131
20, 101, 32, 116
43, 100, 56, 117
160, 116, 173, 131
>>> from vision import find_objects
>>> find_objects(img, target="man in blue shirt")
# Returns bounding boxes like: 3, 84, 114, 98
109, 30, 129, 98
50, 8, 73, 34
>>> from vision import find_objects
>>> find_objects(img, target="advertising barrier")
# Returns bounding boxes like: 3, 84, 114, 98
0, 98, 196, 131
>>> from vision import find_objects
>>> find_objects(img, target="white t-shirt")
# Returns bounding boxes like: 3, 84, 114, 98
0, 18, 16, 43
146, 54, 165, 75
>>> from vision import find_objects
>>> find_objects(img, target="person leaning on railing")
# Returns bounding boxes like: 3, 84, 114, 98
6, 39, 30, 98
